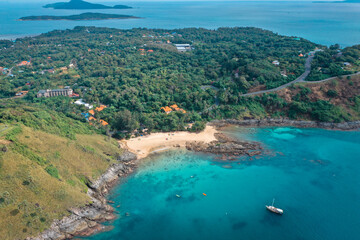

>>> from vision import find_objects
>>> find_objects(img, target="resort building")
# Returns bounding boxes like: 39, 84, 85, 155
272, 60, 280, 66
161, 104, 186, 114
15, 91, 28, 97
37, 87, 73, 98
74, 99, 93, 109
174, 44, 192, 52
17, 61, 31, 67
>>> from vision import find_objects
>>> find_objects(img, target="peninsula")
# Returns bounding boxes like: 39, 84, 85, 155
19, 13, 140, 21
43, 0, 132, 9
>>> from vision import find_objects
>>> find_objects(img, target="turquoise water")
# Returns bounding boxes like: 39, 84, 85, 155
84, 127, 360, 240
0, 1, 360, 46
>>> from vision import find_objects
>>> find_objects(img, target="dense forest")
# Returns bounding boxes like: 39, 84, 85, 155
307, 44, 360, 81
0, 27, 359, 136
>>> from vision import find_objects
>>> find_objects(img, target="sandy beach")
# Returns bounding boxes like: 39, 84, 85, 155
120, 125, 218, 159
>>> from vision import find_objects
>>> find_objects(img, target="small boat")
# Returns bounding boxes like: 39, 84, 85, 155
266, 198, 283, 215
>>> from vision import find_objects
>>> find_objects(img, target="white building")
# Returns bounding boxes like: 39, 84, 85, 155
74, 99, 93, 109
174, 44, 192, 52
272, 60, 280, 66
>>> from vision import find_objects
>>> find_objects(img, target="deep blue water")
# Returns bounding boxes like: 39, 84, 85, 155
84, 127, 360, 240
0, 1, 360, 46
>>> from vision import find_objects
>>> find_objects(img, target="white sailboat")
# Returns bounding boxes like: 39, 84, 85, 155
266, 198, 284, 215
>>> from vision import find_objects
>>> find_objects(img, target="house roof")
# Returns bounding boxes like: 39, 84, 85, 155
95, 105, 107, 112
100, 119, 109, 126
161, 106, 172, 113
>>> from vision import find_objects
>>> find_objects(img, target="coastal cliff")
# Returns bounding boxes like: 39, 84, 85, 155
27, 151, 137, 240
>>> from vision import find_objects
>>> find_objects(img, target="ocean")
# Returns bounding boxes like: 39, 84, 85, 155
84, 127, 360, 240
0, 1, 359, 47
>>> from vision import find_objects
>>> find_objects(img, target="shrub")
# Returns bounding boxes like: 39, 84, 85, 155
45, 165, 60, 179
327, 89, 338, 98
5, 126, 22, 142
190, 121, 206, 132
10, 209, 20, 216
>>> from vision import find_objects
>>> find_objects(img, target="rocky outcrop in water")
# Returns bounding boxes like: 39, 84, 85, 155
185, 133, 262, 158
27, 151, 137, 240
211, 119, 360, 130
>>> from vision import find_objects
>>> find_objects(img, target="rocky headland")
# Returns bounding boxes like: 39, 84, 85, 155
211, 119, 360, 131
185, 133, 262, 159
27, 151, 137, 240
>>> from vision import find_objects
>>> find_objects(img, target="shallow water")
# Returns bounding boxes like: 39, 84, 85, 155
84, 127, 360, 240
1, 1, 360, 46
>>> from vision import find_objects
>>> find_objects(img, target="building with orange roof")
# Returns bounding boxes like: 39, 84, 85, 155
161, 106, 173, 114
162, 104, 186, 114
95, 105, 107, 112
88, 116, 96, 121
89, 109, 95, 115
299, 53, 304, 57
147, 50, 154, 53
100, 119, 109, 126
170, 104, 180, 111
17, 61, 31, 66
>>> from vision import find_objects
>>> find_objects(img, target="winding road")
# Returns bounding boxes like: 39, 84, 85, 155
241, 51, 360, 97
241, 54, 314, 97
200, 50, 359, 113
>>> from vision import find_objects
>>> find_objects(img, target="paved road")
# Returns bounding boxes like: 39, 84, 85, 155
241, 54, 314, 97
298, 71, 360, 84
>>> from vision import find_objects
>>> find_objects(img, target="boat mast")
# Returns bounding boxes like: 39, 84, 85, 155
272, 198, 275, 207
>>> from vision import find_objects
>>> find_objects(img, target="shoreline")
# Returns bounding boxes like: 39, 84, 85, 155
28, 151, 138, 240
211, 119, 360, 131
120, 125, 219, 160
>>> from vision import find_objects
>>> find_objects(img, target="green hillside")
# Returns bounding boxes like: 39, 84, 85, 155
0, 102, 122, 239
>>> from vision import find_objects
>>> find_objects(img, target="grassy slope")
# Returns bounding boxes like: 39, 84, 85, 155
276, 74, 360, 120
0, 104, 122, 240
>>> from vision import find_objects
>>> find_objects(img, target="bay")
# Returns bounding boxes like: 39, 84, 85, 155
84, 127, 360, 240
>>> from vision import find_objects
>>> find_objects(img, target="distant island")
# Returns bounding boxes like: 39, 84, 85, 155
19, 13, 140, 21
43, 0, 132, 9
